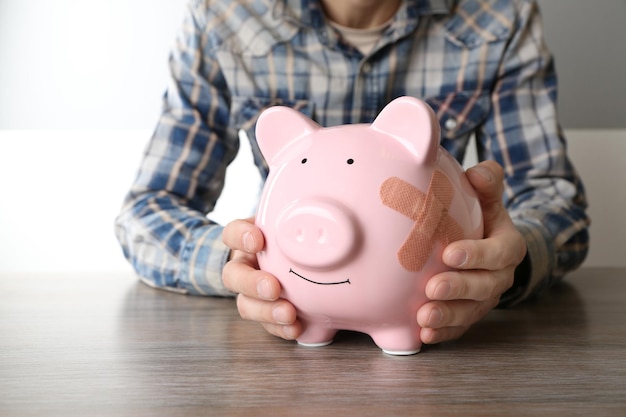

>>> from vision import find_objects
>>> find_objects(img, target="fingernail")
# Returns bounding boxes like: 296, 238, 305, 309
257, 279, 273, 300
428, 308, 443, 327
446, 248, 467, 267
243, 231, 255, 253
272, 305, 291, 325
471, 166, 494, 183
434, 281, 451, 299
282, 325, 297, 340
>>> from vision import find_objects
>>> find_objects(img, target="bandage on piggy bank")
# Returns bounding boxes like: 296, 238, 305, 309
255, 96, 483, 355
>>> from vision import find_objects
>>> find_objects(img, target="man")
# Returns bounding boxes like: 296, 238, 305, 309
115, 0, 589, 345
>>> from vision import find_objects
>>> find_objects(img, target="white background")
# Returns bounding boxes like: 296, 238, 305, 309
0, 0, 624, 273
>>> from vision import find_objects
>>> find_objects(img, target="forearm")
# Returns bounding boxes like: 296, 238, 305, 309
112, 1, 242, 296
483, 0, 590, 305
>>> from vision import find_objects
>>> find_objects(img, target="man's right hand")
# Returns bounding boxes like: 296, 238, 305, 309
222, 218, 302, 340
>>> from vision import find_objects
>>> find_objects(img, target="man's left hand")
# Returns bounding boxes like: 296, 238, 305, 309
416, 160, 527, 344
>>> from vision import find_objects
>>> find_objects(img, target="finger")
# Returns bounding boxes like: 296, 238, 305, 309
420, 325, 470, 345
443, 227, 526, 271
466, 160, 505, 209
261, 322, 303, 341
222, 260, 282, 301
425, 269, 513, 302
417, 298, 498, 330
237, 294, 298, 326
222, 217, 265, 254
466, 162, 516, 237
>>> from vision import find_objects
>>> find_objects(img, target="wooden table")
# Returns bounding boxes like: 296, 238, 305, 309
1, 268, 625, 416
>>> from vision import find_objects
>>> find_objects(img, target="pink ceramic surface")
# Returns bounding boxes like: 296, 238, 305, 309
255, 96, 483, 355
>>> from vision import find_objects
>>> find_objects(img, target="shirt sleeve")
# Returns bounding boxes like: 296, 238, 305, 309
114, 2, 237, 296
477, 0, 590, 305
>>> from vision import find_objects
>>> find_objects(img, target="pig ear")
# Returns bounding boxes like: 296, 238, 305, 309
255, 106, 321, 165
371, 96, 440, 165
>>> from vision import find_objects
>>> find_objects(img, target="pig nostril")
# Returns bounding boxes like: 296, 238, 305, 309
317, 228, 328, 244
296, 228, 305, 243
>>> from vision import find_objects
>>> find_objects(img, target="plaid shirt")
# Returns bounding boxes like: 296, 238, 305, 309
115, 0, 589, 303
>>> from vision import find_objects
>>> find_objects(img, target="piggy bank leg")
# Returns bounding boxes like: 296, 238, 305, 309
370, 326, 422, 356
296, 322, 337, 348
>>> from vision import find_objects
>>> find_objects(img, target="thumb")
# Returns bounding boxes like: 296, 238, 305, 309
466, 160, 505, 207
466, 160, 507, 229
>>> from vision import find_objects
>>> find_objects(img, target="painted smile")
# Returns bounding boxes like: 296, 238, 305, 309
289, 268, 350, 285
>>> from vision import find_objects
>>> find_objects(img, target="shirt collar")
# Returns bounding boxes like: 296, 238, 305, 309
415, 0, 457, 16
274, 0, 455, 30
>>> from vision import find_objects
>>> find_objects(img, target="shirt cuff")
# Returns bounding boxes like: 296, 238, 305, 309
499, 220, 555, 307
178, 224, 236, 297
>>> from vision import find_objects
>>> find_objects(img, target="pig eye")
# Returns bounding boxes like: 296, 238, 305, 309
346, 158, 354, 165
301, 158, 307, 164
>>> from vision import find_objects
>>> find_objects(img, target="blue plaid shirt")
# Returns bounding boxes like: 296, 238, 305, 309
115, 0, 589, 303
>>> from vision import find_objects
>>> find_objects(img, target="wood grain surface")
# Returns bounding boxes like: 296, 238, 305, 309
1, 268, 625, 416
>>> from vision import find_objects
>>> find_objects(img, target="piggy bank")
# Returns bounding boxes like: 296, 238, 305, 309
255, 96, 483, 355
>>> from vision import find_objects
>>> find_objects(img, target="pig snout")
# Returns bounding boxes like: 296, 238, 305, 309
275, 199, 358, 269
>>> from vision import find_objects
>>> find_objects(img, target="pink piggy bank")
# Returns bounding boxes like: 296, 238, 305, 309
255, 96, 483, 355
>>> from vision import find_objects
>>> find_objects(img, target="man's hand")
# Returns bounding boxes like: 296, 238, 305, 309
222, 218, 302, 340
417, 160, 527, 344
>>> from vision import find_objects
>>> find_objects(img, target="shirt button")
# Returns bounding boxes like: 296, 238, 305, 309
361, 62, 372, 74
445, 117, 458, 131
319, 29, 328, 42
